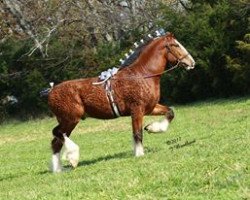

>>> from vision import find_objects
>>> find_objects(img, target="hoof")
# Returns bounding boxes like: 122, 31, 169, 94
64, 148, 79, 168
135, 151, 144, 157
144, 123, 153, 133
51, 167, 62, 173
69, 156, 79, 168
166, 108, 175, 121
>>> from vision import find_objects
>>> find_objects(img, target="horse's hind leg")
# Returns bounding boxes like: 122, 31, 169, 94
51, 125, 64, 172
144, 104, 174, 133
51, 120, 80, 172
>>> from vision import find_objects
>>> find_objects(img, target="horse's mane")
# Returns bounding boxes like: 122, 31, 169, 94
118, 29, 166, 69
120, 38, 154, 68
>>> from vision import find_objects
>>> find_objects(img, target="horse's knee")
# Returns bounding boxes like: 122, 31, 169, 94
166, 108, 174, 122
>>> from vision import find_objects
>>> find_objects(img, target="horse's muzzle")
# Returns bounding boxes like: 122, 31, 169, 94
184, 62, 195, 70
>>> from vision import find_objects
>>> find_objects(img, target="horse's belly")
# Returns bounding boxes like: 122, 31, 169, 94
83, 90, 116, 119
85, 105, 115, 119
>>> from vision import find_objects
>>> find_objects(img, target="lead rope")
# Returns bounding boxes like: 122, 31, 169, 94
143, 61, 181, 79
143, 51, 190, 79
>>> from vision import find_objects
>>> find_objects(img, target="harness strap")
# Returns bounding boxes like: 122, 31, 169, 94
105, 80, 121, 118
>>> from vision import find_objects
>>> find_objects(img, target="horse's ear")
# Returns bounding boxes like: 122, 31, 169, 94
165, 32, 171, 36
169, 32, 175, 38
165, 32, 173, 41
165, 32, 174, 38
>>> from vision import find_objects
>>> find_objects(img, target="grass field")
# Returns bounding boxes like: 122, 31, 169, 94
0, 98, 249, 200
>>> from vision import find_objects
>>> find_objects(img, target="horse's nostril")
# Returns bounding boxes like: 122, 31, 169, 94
189, 63, 195, 69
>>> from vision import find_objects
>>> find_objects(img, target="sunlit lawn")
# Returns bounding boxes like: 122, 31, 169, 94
0, 98, 249, 199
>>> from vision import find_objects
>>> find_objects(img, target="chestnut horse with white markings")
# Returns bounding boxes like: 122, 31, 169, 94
48, 32, 195, 172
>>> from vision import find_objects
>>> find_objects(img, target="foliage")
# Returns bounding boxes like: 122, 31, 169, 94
0, 98, 249, 199
160, 0, 249, 103
226, 33, 250, 94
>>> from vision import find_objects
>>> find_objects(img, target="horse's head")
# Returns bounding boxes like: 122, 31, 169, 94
163, 33, 195, 70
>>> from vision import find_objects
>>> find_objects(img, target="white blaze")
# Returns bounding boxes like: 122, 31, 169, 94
174, 39, 195, 68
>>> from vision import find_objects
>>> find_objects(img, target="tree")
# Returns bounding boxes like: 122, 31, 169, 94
158, 0, 250, 103
226, 34, 250, 94
0, 0, 249, 120
0, 0, 172, 119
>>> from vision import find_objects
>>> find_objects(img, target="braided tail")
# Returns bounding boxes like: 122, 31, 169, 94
40, 82, 54, 97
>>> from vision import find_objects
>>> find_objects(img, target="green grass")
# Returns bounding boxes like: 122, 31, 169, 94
0, 98, 249, 200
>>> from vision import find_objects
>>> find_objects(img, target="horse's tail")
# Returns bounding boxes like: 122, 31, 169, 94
40, 82, 54, 97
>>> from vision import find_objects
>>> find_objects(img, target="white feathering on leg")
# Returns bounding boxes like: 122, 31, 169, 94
63, 134, 79, 168
133, 141, 144, 157
145, 118, 169, 133
51, 153, 62, 173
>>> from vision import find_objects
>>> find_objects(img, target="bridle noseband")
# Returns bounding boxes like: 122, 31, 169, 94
165, 43, 190, 65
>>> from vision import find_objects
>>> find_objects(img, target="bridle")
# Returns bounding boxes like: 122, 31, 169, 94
165, 43, 191, 68
143, 43, 190, 78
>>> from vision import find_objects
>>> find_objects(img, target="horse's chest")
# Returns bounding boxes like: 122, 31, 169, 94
114, 79, 159, 112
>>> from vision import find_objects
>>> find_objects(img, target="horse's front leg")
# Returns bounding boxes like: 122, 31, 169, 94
144, 103, 174, 133
131, 105, 144, 157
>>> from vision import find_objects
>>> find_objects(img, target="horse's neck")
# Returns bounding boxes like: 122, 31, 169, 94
132, 50, 167, 76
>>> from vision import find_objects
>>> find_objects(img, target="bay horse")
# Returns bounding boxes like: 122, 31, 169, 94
48, 32, 195, 172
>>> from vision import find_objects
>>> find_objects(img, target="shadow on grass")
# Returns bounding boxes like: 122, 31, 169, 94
1, 170, 50, 181
77, 151, 130, 167
36, 147, 160, 175
77, 146, 159, 167
5, 147, 161, 177
0, 174, 25, 182
38, 170, 50, 175
77, 146, 160, 168
36, 151, 130, 175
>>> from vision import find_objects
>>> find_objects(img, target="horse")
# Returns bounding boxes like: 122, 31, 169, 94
47, 32, 195, 172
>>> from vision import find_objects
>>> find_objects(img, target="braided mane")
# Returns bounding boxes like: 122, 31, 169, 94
118, 29, 166, 68
120, 38, 154, 68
